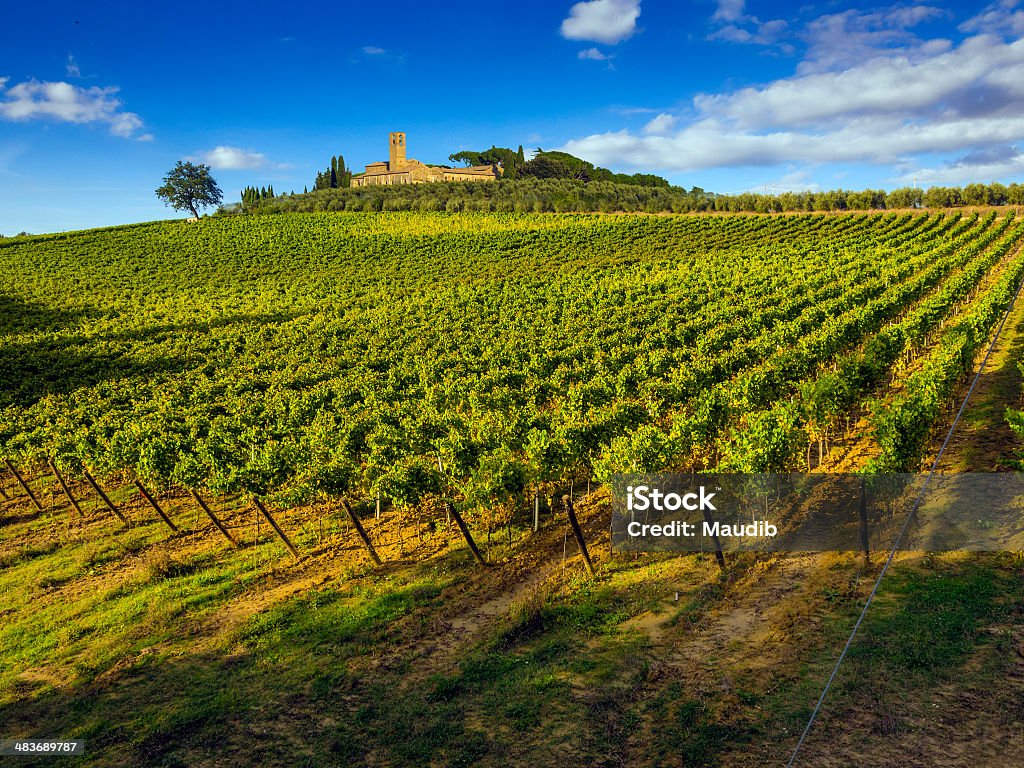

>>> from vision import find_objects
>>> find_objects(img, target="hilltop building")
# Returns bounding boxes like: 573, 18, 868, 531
351, 133, 501, 187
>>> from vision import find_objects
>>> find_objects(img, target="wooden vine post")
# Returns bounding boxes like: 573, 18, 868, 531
190, 490, 238, 547
48, 458, 84, 517
563, 495, 595, 577
445, 501, 487, 567
702, 508, 727, 572
858, 476, 871, 567
134, 480, 178, 532
84, 470, 128, 524
340, 498, 381, 565
5, 459, 43, 511
252, 498, 300, 561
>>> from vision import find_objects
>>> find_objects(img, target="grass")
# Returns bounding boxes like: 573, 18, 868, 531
846, 554, 1021, 680
2, 480, 1023, 767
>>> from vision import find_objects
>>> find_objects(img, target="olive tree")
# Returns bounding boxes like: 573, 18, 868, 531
155, 161, 223, 219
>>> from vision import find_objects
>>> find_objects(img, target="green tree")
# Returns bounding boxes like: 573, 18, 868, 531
337, 154, 351, 188
155, 161, 223, 219
450, 151, 485, 167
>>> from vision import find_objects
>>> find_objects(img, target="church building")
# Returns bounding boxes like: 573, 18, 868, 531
351, 133, 501, 186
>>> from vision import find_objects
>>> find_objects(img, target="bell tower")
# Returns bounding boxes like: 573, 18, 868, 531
389, 132, 406, 170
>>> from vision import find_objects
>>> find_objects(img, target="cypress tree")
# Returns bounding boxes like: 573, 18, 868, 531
338, 154, 349, 188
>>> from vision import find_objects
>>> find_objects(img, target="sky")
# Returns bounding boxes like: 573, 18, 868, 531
2, 0, 1024, 234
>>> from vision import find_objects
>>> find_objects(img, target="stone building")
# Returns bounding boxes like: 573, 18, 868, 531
351, 132, 501, 187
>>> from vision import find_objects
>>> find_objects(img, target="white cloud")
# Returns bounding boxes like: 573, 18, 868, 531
560, 28, 1024, 178
65, 55, 81, 78
564, 114, 1024, 173
712, 0, 746, 23
709, 19, 790, 50
770, 169, 820, 193
707, 4, 945, 64
578, 47, 612, 60
362, 46, 386, 55
697, 36, 1024, 130
960, 0, 1024, 36
198, 146, 270, 170
109, 112, 142, 138
799, 6, 948, 72
643, 113, 677, 135
706, 0, 791, 54
731, 169, 821, 195
0, 77, 146, 138
560, 0, 640, 45
906, 145, 1024, 185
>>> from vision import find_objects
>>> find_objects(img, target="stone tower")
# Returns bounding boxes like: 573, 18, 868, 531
389, 132, 406, 170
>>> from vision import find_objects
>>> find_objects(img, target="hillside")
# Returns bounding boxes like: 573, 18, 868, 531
2, 210, 1024, 766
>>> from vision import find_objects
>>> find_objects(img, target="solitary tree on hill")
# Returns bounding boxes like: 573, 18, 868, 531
155, 161, 223, 219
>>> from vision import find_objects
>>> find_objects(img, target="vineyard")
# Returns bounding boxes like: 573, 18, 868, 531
4, 211, 1024, 509
2, 210, 1024, 766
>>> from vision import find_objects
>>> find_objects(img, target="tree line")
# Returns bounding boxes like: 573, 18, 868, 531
236, 178, 708, 214
714, 183, 1024, 213
230, 178, 1024, 216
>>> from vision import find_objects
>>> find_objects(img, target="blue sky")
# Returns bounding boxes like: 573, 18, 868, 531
2, 0, 1023, 234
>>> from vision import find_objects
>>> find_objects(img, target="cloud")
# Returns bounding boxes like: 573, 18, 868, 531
709, 19, 790, 50
712, 0, 746, 23
609, 105, 664, 115
643, 113, 677, 135
960, 0, 1024, 36
696, 35, 1024, 129
109, 112, 143, 138
560, 29, 1024, 177
768, 169, 820, 193
706, 0, 791, 54
798, 6, 949, 72
362, 45, 386, 55
730, 169, 821, 195
562, 115, 1024, 173
578, 47, 612, 60
0, 77, 146, 138
65, 55, 81, 78
906, 144, 1024, 185
197, 146, 271, 170
561, 0, 640, 45
707, 4, 945, 64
